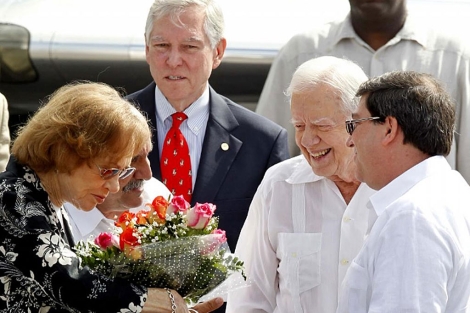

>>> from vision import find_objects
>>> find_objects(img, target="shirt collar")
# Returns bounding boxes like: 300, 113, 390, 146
368, 155, 451, 217
394, 12, 428, 48
155, 85, 210, 136
333, 13, 427, 49
285, 155, 328, 185
65, 205, 106, 239
334, 13, 356, 45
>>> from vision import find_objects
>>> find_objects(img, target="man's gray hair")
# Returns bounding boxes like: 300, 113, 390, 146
145, 0, 225, 49
286, 56, 368, 115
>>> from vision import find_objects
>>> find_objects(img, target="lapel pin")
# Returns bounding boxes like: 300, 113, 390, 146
221, 143, 229, 151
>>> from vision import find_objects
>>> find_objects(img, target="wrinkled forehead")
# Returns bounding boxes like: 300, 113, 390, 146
291, 87, 347, 117
148, 10, 207, 44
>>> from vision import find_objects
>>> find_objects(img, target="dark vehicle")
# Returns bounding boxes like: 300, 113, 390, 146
1, 0, 469, 135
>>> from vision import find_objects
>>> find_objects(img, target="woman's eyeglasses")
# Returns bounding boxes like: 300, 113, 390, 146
345, 117, 381, 135
96, 164, 136, 180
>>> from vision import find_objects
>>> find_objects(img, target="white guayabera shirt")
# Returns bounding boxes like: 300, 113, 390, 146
64, 177, 172, 242
226, 155, 375, 313
337, 156, 470, 313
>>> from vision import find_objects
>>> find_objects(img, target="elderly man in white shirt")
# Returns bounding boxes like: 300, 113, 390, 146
337, 71, 470, 312
64, 141, 171, 242
256, 0, 470, 184
226, 56, 376, 313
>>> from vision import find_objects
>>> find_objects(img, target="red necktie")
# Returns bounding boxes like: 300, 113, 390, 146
161, 112, 192, 202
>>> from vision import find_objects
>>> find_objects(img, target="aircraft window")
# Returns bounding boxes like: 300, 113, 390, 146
0, 23, 37, 83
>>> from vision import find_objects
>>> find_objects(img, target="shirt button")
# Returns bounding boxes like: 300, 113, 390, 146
343, 216, 351, 222
340, 259, 350, 266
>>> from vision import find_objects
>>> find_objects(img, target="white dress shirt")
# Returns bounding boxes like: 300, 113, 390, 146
154, 85, 210, 188
226, 156, 376, 313
64, 203, 111, 242
64, 177, 172, 242
256, 13, 470, 185
0, 93, 10, 172
337, 156, 470, 313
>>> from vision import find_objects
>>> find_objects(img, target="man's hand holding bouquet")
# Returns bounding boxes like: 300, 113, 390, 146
75, 195, 246, 304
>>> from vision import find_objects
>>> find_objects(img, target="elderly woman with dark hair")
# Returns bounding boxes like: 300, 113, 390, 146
0, 82, 221, 313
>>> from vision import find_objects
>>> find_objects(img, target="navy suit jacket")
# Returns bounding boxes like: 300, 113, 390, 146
127, 82, 289, 251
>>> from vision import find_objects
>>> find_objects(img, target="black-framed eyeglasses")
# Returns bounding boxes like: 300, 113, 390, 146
345, 117, 381, 135
96, 164, 136, 180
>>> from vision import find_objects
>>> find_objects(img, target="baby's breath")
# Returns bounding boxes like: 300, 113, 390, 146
74, 198, 245, 305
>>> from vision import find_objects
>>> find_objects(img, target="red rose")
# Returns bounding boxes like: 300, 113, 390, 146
135, 210, 149, 224
119, 227, 140, 251
115, 211, 136, 229
149, 196, 169, 220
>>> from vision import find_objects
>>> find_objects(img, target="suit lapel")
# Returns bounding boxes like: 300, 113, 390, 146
129, 82, 162, 180
131, 85, 241, 204
191, 88, 241, 204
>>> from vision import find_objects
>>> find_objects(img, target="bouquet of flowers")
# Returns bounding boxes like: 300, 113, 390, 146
75, 195, 246, 304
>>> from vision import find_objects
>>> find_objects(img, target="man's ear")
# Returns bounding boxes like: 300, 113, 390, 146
212, 38, 227, 69
382, 116, 399, 146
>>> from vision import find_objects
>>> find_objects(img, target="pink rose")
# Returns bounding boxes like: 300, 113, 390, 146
201, 230, 227, 255
186, 202, 216, 229
94, 232, 120, 250
167, 195, 190, 215
211, 229, 227, 245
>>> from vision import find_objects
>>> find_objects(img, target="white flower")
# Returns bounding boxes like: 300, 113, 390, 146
24, 173, 36, 183
0, 246, 18, 263
49, 212, 60, 226
36, 233, 74, 267
39, 305, 51, 313
0, 276, 11, 296
120, 301, 143, 313
140, 293, 147, 307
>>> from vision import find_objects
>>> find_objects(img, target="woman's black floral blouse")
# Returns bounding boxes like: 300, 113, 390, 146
0, 157, 148, 312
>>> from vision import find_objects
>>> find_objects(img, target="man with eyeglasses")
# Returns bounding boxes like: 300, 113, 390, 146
227, 56, 376, 313
256, 0, 470, 186
345, 117, 380, 136
64, 141, 172, 242
337, 71, 470, 312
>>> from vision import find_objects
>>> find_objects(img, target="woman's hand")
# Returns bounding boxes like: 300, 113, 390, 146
190, 297, 224, 313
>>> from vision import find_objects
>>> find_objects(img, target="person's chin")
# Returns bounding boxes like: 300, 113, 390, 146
128, 199, 146, 212
354, 1, 390, 17
354, 168, 369, 186
76, 200, 97, 211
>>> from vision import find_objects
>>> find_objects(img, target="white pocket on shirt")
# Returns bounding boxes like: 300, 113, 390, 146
277, 232, 322, 294
338, 260, 369, 313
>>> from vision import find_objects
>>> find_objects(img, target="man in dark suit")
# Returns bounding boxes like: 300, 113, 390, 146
127, 0, 289, 254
